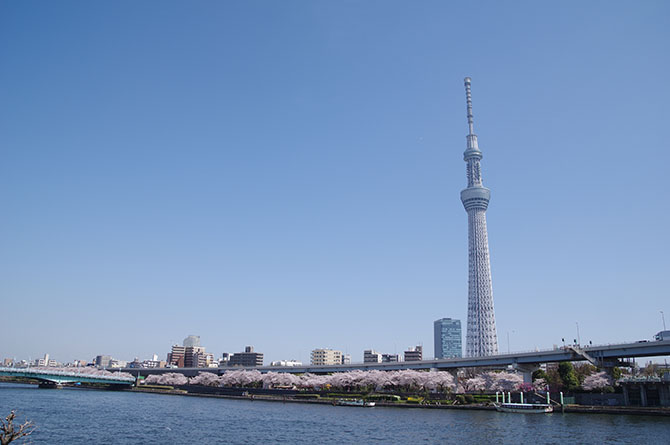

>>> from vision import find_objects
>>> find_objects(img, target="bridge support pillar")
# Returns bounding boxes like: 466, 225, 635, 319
38, 382, 63, 389
599, 360, 624, 379
512, 364, 540, 384
659, 382, 670, 407
622, 385, 630, 406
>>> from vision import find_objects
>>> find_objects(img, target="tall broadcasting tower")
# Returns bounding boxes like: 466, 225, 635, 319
460, 77, 499, 357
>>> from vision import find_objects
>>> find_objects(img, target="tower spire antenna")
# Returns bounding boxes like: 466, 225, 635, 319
464, 77, 475, 135
460, 76, 498, 358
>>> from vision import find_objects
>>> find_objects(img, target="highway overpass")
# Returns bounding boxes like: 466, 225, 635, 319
119, 339, 670, 378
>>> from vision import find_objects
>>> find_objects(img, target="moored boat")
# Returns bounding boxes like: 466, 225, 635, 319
494, 402, 553, 413
337, 399, 375, 407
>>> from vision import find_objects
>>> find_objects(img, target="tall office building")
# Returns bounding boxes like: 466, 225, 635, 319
183, 335, 201, 347
460, 77, 499, 357
434, 318, 462, 358
167, 345, 186, 367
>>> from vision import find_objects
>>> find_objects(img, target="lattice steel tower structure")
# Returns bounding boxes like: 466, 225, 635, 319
460, 77, 499, 357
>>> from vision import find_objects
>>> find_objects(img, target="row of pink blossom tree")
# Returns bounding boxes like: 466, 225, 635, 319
32, 367, 134, 379
145, 369, 543, 393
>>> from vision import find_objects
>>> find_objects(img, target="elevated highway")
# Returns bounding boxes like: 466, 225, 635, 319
121, 339, 670, 378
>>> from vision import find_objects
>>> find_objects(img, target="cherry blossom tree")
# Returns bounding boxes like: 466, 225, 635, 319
517, 382, 534, 393
189, 372, 222, 387
462, 371, 524, 392
145, 372, 188, 385
220, 370, 262, 387
31, 367, 133, 379
532, 378, 548, 392
145, 369, 459, 393
261, 372, 301, 388
582, 371, 612, 391
463, 375, 486, 392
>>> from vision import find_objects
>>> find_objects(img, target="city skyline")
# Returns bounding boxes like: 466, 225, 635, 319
1, 1, 669, 365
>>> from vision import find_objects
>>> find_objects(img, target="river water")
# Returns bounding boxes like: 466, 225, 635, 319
0, 383, 668, 444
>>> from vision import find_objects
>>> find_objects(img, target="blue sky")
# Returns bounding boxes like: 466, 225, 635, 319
1, 1, 669, 365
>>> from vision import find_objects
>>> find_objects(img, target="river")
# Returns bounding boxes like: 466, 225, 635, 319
0, 384, 668, 444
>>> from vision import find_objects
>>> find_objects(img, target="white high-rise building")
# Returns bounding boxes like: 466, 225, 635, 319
460, 77, 499, 357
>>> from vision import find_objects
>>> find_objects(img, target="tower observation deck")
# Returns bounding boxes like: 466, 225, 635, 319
461, 77, 499, 357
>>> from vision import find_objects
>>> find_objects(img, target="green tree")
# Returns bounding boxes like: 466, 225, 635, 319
545, 369, 564, 390
558, 362, 580, 391
611, 367, 622, 381
574, 363, 596, 384
532, 369, 547, 381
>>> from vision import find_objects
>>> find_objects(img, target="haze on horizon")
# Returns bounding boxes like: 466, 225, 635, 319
1, 1, 669, 365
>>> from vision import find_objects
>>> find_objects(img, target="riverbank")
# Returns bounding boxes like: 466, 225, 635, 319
128, 387, 670, 416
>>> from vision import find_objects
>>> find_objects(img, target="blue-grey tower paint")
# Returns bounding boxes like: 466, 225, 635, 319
461, 77, 499, 357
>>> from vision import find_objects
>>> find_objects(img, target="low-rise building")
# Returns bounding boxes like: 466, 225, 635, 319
35, 353, 57, 367
404, 345, 423, 362
363, 350, 382, 363
311, 348, 342, 366
382, 354, 399, 363
270, 360, 303, 367
109, 359, 128, 368
229, 346, 264, 367
95, 355, 112, 368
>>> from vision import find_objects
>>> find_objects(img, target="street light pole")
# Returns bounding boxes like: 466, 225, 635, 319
661, 311, 666, 331
576, 322, 581, 346
507, 330, 515, 354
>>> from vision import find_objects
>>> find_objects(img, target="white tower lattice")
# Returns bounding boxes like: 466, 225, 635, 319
460, 77, 499, 357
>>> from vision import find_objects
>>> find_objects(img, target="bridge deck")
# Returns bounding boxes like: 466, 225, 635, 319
0, 367, 135, 385
118, 340, 670, 377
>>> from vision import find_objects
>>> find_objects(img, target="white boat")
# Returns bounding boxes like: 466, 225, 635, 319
337, 399, 375, 407
494, 402, 553, 413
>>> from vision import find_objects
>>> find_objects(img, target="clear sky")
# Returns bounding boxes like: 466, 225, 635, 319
1, 1, 669, 365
